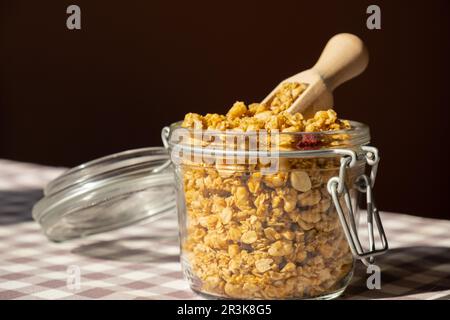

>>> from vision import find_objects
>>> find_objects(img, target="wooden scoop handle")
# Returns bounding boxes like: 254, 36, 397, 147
312, 33, 369, 91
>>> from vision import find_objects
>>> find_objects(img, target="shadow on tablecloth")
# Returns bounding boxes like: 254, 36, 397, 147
344, 246, 450, 299
72, 237, 450, 299
0, 189, 43, 225
71, 235, 180, 263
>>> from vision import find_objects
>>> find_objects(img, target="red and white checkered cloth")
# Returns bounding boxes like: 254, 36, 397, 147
0, 159, 449, 300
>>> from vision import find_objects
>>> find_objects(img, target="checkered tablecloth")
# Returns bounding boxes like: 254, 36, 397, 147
0, 159, 449, 300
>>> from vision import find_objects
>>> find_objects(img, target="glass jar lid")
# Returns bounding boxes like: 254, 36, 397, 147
32, 147, 175, 242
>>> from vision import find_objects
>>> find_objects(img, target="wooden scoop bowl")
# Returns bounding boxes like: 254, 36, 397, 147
262, 33, 369, 117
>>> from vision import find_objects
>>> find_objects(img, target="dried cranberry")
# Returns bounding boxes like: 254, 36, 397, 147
296, 133, 322, 150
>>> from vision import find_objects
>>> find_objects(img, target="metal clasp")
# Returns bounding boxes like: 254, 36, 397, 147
150, 127, 172, 174
327, 146, 388, 267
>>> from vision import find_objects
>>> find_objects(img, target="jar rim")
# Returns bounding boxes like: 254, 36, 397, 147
170, 119, 368, 135
166, 120, 370, 155
43, 147, 170, 196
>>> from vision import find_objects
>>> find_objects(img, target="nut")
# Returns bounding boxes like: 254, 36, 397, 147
264, 227, 281, 241
255, 258, 273, 273
268, 240, 293, 257
290, 171, 312, 192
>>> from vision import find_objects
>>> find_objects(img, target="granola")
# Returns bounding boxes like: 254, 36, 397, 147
178, 82, 361, 299
182, 83, 350, 133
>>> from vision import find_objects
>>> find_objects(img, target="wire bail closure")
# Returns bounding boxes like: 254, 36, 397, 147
327, 146, 388, 267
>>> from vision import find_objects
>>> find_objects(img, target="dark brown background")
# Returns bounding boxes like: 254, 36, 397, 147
1, 1, 449, 219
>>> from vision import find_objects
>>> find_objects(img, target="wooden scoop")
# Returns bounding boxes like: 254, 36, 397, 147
262, 33, 369, 117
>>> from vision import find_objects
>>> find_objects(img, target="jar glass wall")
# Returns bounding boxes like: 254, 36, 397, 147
168, 121, 369, 299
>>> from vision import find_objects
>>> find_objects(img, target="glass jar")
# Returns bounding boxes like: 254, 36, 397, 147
32, 121, 387, 300
165, 120, 387, 299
